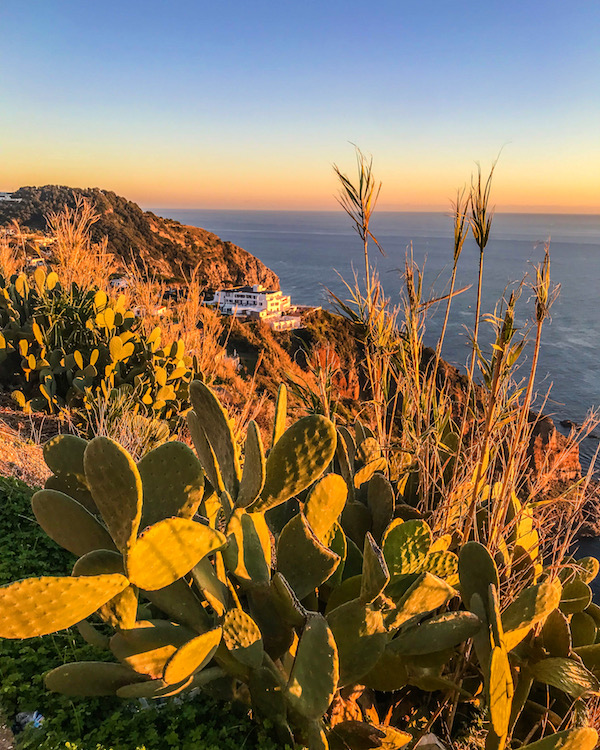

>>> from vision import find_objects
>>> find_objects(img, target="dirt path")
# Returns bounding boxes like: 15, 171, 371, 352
0, 719, 14, 750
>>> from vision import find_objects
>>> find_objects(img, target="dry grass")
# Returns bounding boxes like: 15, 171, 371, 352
46, 196, 117, 291
0, 228, 24, 280
331, 147, 596, 613
0, 394, 57, 486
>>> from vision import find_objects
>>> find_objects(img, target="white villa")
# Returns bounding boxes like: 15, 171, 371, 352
209, 284, 302, 331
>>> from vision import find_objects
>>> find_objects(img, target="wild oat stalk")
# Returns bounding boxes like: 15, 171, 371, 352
467, 160, 496, 382
333, 147, 383, 303
465, 291, 524, 539
436, 188, 470, 360
490, 244, 560, 543
452, 161, 498, 485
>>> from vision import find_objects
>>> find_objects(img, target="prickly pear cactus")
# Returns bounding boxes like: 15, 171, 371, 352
1, 381, 599, 750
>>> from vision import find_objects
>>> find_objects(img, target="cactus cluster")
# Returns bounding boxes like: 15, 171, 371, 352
0, 271, 196, 423
0, 381, 598, 750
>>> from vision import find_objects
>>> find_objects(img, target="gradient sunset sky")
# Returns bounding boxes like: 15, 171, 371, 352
2, 1, 599, 211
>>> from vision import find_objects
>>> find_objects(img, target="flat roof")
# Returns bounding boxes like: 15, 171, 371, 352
219, 286, 279, 294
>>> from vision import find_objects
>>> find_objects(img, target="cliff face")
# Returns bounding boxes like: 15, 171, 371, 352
0, 186, 279, 292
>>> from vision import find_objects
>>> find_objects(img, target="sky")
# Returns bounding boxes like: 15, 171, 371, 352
1, 1, 599, 211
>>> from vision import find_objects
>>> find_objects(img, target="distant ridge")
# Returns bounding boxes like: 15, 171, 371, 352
0, 185, 280, 291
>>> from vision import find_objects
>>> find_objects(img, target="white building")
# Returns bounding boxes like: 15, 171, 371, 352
209, 284, 302, 331
211, 284, 290, 315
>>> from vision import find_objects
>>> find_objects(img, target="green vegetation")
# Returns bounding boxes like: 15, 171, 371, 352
0, 379, 598, 750
0, 268, 197, 429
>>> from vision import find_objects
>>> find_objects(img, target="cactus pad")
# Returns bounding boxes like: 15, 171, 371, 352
362, 648, 411, 691
353, 458, 387, 488
43, 434, 88, 482
304, 473, 347, 543
248, 584, 295, 661
138, 441, 205, 527
355, 437, 381, 466
252, 415, 337, 513
367, 473, 394, 543
577, 557, 600, 584
126, 517, 227, 591
571, 611, 597, 647
530, 656, 599, 698
191, 556, 229, 616
45, 661, 146, 696
222, 608, 264, 668
238, 420, 266, 508
270, 573, 308, 628
144, 577, 211, 633
189, 380, 241, 497
488, 644, 513, 738
277, 513, 340, 600
387, 573, 457, 630
560, 579, 592, 614
458, 541, 500, 609
325, 522, 347, 588
389, 611, 481, 655
0, 574, 129, 638
163, 626, 222, 684
84, 436, 143, 553
110, 620, 195, 678
72, 549, 137, 629
187, 411, 225, 494
360, 533, 390, 604
519, 728, 598, 750
271, 383, 288, 448
502, 578, 562, 652
327, 598, 388, 686
382, 519, 432, 578
541, 608, 571, 657
341, 501, 372, 550
249, 665, 288, 723
116, 675, 194, 699
286, 614, 339, 719
44, 473, 97, 515
574, 643, 600, 671
335, 430, 356, 504
32, 489, 116, 557
223, 509, 271, 586
423, 550, 459, 582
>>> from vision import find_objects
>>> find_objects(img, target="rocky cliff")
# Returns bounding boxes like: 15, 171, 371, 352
0, 186, 280, 292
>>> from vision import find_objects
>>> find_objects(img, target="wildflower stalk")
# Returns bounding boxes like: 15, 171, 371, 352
465, 292, 518, 539
333, 148, 383, 304
436, 188, 470, 362
453, 162, 497, 484
490, 245, 557, 544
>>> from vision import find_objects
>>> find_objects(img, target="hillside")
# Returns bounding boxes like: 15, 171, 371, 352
0, 185, 279, 291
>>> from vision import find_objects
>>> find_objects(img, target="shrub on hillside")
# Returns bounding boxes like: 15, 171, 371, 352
0, 269, 198, 427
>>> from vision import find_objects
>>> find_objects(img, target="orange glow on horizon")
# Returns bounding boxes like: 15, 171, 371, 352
2, 152, 599, 214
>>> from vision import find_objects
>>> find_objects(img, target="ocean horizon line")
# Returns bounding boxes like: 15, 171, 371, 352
148, 207, 600, 217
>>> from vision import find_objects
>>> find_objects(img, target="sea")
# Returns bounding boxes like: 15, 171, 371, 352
153, 209, 600, 469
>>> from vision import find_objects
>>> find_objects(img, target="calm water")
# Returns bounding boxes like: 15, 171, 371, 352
153, 208, 600, 466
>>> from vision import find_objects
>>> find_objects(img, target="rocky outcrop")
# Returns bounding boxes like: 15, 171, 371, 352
421, 346, 581, 486
528, 414, 581, 489
0, 185, 279, 292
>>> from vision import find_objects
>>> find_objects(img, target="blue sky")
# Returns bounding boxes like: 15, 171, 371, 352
2, 1, 599, 209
